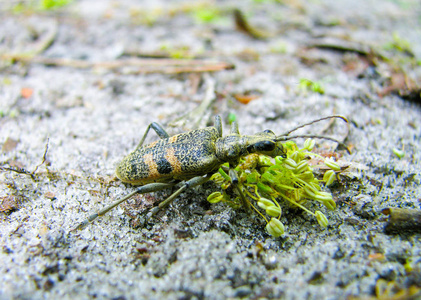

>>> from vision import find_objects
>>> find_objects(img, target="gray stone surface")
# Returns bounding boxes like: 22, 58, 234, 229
1, 1, 420, 299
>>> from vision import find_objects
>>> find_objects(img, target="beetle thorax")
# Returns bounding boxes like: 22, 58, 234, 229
215, 131, 286, 163
215, 135, 248, 163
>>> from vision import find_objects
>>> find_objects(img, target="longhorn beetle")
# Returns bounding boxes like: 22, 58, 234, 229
75, 115, 347, 230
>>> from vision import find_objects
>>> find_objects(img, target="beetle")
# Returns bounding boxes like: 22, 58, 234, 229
74, 115, 347, 230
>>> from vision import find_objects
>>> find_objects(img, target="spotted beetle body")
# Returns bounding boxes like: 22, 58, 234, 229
116, 118, 285, 185
75, 115, 346, 230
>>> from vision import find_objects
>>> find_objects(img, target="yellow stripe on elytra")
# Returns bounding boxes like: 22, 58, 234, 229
165, 148, 182, 174
143, 154, 160, 178
169, 136, 178, 144
144, 140, 158, 149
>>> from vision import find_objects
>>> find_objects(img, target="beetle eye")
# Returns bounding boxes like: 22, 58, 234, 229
254, 141, 275, 152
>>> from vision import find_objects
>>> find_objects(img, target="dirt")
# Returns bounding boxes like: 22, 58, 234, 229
1, 0, 420, 299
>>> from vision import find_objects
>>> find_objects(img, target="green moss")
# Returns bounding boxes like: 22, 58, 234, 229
208, 139, 341, 237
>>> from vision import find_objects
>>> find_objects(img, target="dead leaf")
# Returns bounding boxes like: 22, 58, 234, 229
21, 87, 33, 99
44, 192, 56, 200
0, 195, 22, 213
2, 137, 19, 152
234, 93, 260, 104
378, 69, 420, 102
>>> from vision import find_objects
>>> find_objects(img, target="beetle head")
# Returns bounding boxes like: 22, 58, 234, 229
246, 130, 286, 158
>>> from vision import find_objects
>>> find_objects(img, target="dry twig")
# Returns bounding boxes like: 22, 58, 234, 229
1, 54, 235, 74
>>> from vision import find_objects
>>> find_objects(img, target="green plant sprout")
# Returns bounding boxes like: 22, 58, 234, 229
192, 6, 225, 24
12, 0, 73, 13
299, 79, 325, 95
383, 32, 413, 56
392, 147, 405, 159
207, 138, 341, 237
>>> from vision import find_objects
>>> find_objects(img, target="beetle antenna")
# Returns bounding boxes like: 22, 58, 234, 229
275, 115, 350, 153
279, 115, 348, 136
275, 134, 350, 153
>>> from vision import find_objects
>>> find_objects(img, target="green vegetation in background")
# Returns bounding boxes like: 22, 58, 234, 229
383, 32, 414, 57
192, 6, 225, 24
299, 79, 325, 95
12, 0, 73, 13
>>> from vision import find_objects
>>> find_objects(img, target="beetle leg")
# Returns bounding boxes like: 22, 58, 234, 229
136, 122, 170, 150
230, 120, 240, 135
73, 181, 177, 230
228, 168, 250, 211
148, 174, 212, 219
220, 162, 250, 211
214, 115, 223, 137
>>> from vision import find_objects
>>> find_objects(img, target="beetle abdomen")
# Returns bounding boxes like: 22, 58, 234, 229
116, 127, 222, 185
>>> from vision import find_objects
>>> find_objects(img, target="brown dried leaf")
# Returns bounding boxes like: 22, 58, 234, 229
2, 137, 19, 153
0, 196, 22, 213
234, 94, 260, 104
379, 70, 421, 102
44, 192, 56, 200
21, 87, 33, 99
